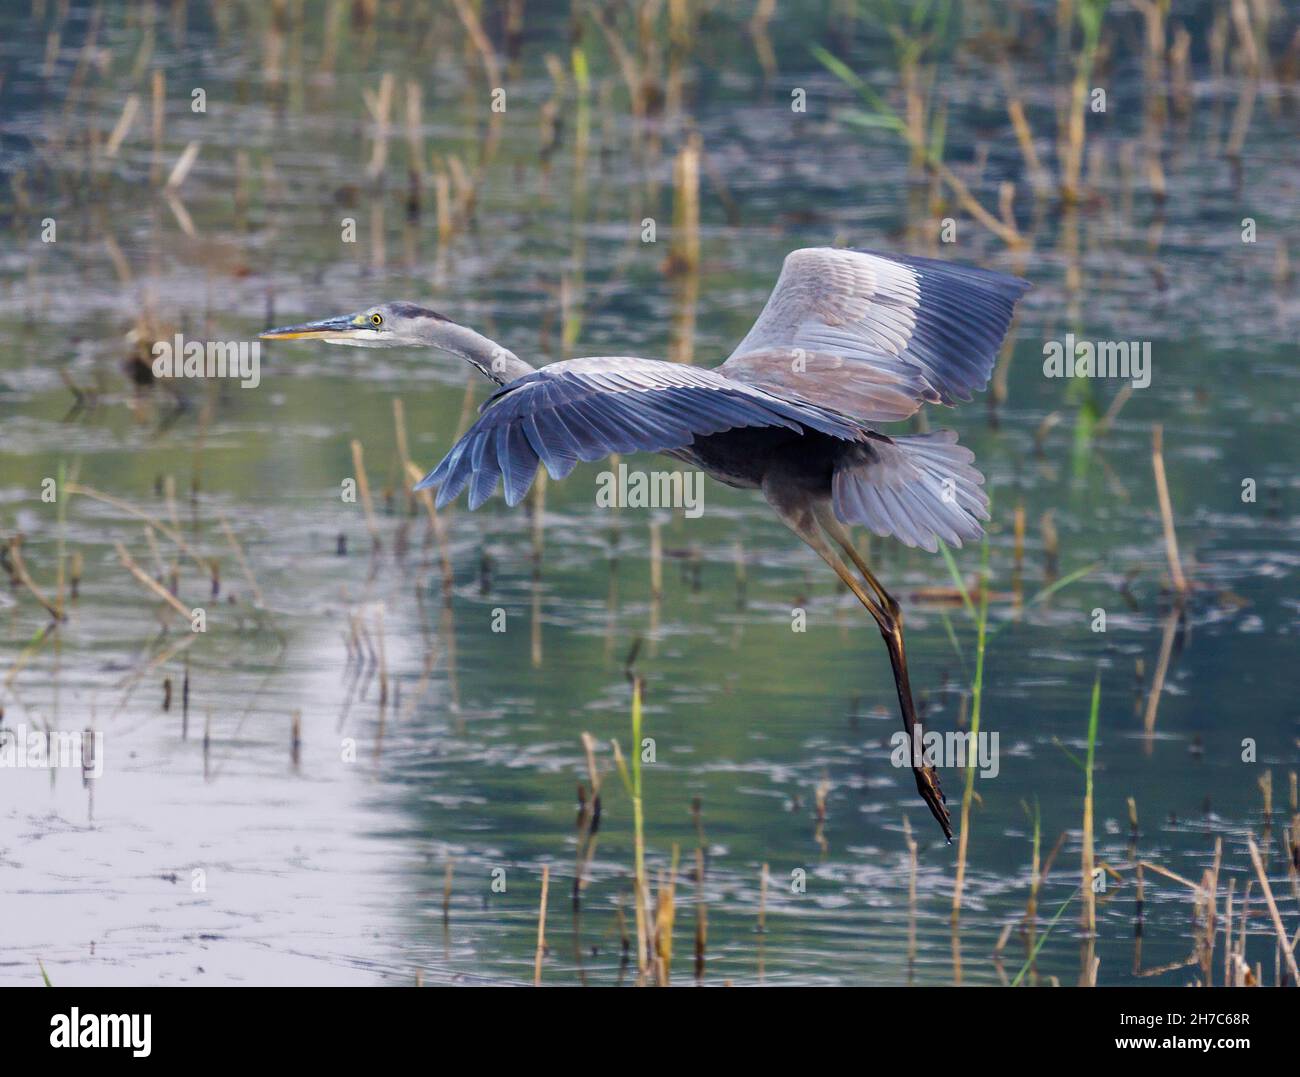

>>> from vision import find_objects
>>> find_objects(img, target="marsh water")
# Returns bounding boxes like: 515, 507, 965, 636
1, 2, 1297, 986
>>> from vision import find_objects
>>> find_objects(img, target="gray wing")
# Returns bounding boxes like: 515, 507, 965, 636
414, 356, 865, 509
720, 247, 1030, 423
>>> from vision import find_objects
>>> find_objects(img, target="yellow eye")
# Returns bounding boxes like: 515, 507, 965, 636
370, 313, 383, 326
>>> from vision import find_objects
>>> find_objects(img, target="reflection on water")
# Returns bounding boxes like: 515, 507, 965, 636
1, 2, 1297, 986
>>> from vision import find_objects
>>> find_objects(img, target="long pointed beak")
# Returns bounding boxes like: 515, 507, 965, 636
259, 315, 361, 341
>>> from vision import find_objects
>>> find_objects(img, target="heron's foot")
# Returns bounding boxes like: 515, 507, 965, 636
914, 763, 952, 843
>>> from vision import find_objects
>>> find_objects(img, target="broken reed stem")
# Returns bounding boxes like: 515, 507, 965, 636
574, 732, 603, 904
373, 604, 389, 707
403, 461, 454, 596
1247, 837, 1300, 985
66, 482, 211, 577
534, 864, 550, 986
648, 520, 663, 599
654, 845, 680, 985
150, 68, 164, 183
103, 93, 139, 159
1151, 425, 1188, 594
217, 512, 264, 608
350, 439, 382, 551
669, 132, 700, 278
1142, 605, 1180, 738
363, 72, 395, 179
6, 536, 61, 620
115, 541, 191, 619
442, 861, 454, 922
450, 0, 502, 90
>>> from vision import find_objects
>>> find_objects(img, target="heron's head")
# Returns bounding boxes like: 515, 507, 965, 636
259, 302, 451, 348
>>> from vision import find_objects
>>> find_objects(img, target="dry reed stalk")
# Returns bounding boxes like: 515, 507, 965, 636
362, 609, 383, 712
363, 72, 395, 180
115, 541, 191, 619
404, 80, 425, 183
648, 520, 663, 599
999, 62, 1048, 195
66, 483, 210, 576
669, 133, 701, 275
5, 536, 60, 620
404, 462, 454, 595
590, 5, 644, 119
350, 439, 382, 551
2, 621, 56, 691
442, 860, 454, 922
165, 141, 200, 190
150, 68, 164, 183
217, 512, 264, 608
573, 732, 604, 904
1151, 426, 1188, 593
432, 170, 452, 245
1225, 0, 1261, 160
1137, 859, 1202, 893
653, 845, 681, 985
813, 777, 830, 853
450, 0, 501, 89
749, 0, 777, 83
1247, 837, 1300, 984
1040, 509, 1059, 582
1141, 604, 1180, 740
534, 865, 550, 986
103, 94, 139, 159
106, 628, 198, 726
1223, 877, 1235, 986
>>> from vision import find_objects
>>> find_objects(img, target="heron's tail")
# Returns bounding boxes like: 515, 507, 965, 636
831, 430, 988, 553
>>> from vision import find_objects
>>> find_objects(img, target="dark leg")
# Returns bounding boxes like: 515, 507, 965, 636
764, 485, 951, 841
812, 505, 952, 842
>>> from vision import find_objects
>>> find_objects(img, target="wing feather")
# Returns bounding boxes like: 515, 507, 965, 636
414, 357, 864, 508
721, 247, 1029, 423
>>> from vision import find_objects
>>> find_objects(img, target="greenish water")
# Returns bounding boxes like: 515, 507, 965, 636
1, 2, 1297, 986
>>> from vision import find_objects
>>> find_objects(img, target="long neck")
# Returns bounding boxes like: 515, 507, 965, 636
436, 321, 533, 386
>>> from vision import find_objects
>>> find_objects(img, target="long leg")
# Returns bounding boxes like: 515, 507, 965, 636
764, 483, 951, 840
811, 503, 950, 838
814, 505, 895, 616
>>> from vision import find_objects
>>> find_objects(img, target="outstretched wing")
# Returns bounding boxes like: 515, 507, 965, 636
414, 356, 865, 509
720, 247, 1030, 423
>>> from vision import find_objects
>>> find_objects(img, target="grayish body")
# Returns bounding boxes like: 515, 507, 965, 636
261, 247, 1030, 839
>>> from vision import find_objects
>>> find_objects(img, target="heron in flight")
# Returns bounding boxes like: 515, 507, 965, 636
262, 248, 1029, 839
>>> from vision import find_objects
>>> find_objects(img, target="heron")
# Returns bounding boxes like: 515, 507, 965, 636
261, 247, 1029, 839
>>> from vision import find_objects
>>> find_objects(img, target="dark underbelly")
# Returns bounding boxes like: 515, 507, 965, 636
667, 425, 845, 492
